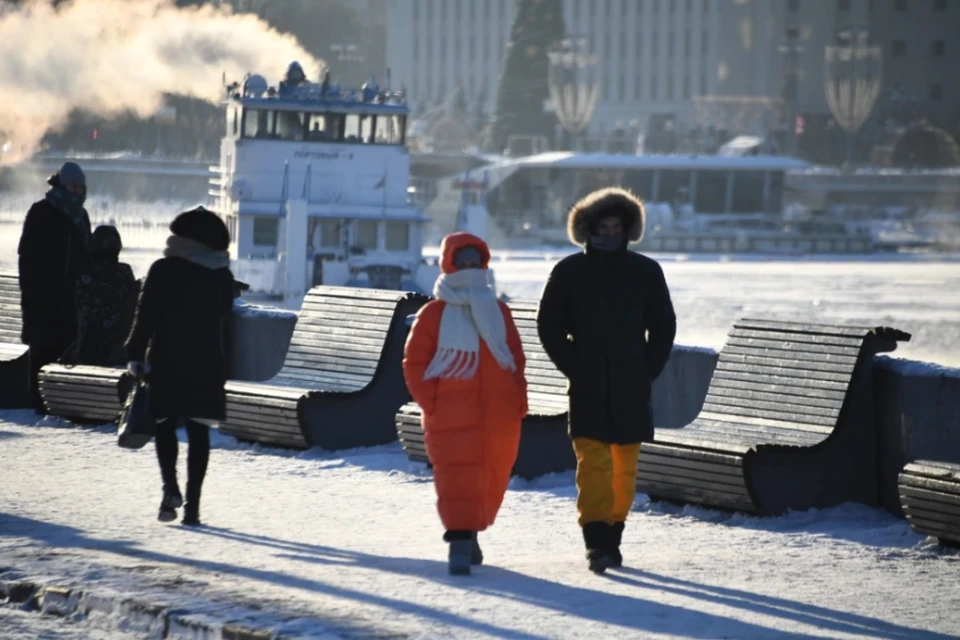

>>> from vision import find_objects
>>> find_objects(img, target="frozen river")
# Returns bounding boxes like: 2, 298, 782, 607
1, 201, 958, 368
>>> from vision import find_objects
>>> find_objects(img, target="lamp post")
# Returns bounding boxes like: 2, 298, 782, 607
779, 26, 804, 157
825, 26, 882, 168
546, 36, 600, 151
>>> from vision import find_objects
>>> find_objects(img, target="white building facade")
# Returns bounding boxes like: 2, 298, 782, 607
385, 0, 721, 135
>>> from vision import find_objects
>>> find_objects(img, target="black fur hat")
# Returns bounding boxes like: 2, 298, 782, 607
566, 187, 645, 246
170, 206, 230, 251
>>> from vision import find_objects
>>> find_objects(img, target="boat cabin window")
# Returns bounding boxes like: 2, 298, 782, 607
239, 107, 405, 145
307, 114, 330, 141
354, 220, 379, 249
385, 222, 410, 251
344, 114, 374, 144
276, 111, 306, 141
374, 115, 405, 145
242, 109, 276, 139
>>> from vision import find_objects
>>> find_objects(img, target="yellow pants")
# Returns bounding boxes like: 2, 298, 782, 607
573, 438, 641, 527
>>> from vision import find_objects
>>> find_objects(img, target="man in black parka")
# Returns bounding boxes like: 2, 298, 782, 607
536, 187, 676, 574
126, 206, 235, 526
18, 162, 92, 410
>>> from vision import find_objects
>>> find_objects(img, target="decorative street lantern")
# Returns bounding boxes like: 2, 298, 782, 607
547, 36, 600, 151
825, 27, 882, 168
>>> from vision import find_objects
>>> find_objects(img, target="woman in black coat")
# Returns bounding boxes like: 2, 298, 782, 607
126, 207, 235, 526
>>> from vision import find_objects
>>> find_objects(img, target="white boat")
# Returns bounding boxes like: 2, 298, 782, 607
208, 63, 439, 304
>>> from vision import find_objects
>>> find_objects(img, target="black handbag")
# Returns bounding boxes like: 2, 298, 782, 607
117, 376, 156, 449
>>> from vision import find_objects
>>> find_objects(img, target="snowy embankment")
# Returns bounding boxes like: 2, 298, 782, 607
1, 413, 958, 639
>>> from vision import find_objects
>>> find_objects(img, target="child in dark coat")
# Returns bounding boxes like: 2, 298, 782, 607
75, 225, 139, 366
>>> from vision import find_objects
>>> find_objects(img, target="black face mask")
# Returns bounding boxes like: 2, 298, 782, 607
589, 233, 623, 252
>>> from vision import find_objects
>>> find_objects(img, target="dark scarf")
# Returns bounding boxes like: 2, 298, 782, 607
163, 235, 230, 270
45, 186, 89, 241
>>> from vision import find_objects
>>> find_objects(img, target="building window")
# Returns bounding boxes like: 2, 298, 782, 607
685, 31, 691, 58
787, 0, 799, 12
700, 70, 707, 95
413, 37, 419, 62
652, 32, 659, 58
669, 33, 675, 58
385, 222, 410, 251
413, 0, 419, 21
892, 40, 906, 57
934, 0, 947, 10
932, 40, 945, 56
930, 84, 944, 100
354, 220, 379, 250
317, 220, 341, 249
635, 75, 642, 100
253, 217, 279, 247
652, 74, 658, 100
667, 74, 674, 100
683, 74, 691, 99
653, 0, 659, 13
636, 31, 642, 59
894, 0, 907, 10
619, 73, 626, 102
838, 0, 850, 10
702, 29, 708, 57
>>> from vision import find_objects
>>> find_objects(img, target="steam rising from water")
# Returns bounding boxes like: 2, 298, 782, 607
0, 0, 324, 163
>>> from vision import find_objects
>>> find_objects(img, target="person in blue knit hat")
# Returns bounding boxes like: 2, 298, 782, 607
17, 162, 92, 410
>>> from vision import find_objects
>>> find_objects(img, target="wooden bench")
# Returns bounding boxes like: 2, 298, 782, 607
637, 319, 910, 515
39, 365, 127, 423
221, 286, 428, 450
0, 272, 31, 409
395, 299, 577, 480
898, 460, 960, 547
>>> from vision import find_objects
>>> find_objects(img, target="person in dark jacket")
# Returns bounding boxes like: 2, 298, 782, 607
126, 206, 235, 526
75, 226, 139, 366
17, 162, 92, 410
536, 187, 677, 574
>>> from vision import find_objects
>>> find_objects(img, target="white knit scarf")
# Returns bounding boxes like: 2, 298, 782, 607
423, 269, 516, 380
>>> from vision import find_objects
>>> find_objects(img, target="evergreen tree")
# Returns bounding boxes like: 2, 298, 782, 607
486, 0, 564, 154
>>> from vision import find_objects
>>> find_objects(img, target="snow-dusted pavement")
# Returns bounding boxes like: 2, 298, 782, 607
2, 413, 958, 639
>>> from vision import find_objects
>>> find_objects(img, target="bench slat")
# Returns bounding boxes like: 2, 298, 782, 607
717, 352, 857, 376
733, 319, 873, 338
728, 328, 868, 349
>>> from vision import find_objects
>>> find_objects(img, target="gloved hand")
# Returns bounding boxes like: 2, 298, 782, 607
127, 361, 151, 378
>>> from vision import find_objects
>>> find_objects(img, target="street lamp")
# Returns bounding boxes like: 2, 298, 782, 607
825, 27, 882, 168
546, 36, 600, 151
779, 26, 804, 157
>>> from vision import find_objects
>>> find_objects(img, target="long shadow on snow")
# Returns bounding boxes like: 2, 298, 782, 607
1, 513, 858, 640
186, 524, 948, 640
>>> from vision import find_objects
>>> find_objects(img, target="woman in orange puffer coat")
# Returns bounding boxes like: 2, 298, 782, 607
403, 232, 527, 575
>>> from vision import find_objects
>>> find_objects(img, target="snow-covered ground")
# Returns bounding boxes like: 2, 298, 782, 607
2, 197, 959, 368
1, 413, 959, 639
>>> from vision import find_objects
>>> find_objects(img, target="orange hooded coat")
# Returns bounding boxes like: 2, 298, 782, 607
403, 233, 528, 532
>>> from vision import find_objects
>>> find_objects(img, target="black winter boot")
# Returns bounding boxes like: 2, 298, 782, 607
158, 486, 183, 523
609, 522, 625, 568
470, 531, 484, 566
444, 530, 473, 575
582, 522, 613, 574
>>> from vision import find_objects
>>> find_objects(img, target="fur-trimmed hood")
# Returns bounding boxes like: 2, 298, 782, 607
566, 187, 645, 246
